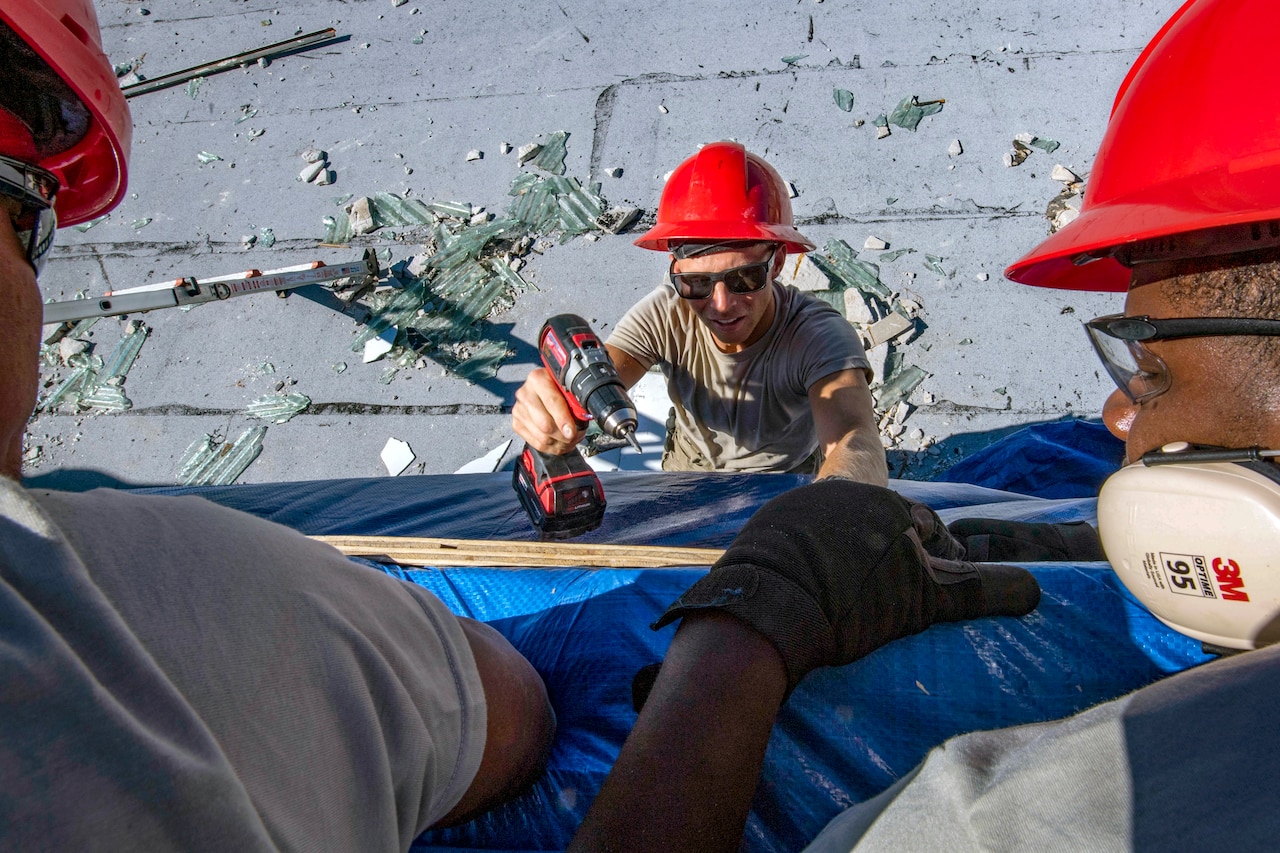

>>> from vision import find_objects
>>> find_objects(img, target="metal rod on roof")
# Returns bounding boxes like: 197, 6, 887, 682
121, 28, 341, 98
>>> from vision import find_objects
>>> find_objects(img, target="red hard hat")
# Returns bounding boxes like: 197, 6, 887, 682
634, 141, 816, 253
1006, 0, 1280, 292
0, 0, 131, 226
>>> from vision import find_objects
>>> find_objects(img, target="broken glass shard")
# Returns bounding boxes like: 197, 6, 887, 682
197, 151, 222, 164
130, 218, 153, 230
833, 88, 855, 112
879, 248, 916, 263
1030, 136, 1061, 154
73, 215, 108, 232
258, 227, 276, 248
245, 391, 311, 423
877, 365, 928, 410
427, 200, 474, 219
80, 384, 132, 413
453, 339, 511, 381
812, 239, 892, 302
528, 131, 569, 175
186, 77, 202, 99
888, 96, 945, 132
923, 254, 946, 276
781, 54, 808, 66
178, 426, 267, 486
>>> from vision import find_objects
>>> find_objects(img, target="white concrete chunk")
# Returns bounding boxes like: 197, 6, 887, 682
381, 437, 415, 476
863, 235, 888, 251
776, 254, 830, 292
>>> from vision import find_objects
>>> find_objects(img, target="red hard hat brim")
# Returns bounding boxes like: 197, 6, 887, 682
1, 0, 131, 225
1006, 156, 1280, 292
633, 220, 816, 254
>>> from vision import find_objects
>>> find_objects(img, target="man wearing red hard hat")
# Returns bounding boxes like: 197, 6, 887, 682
0, 2, 554, 848
513, 142, 888, 485
570, 0, 1280, 850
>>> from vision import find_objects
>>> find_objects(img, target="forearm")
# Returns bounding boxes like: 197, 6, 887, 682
569, 612, 787, 853
817, 428, 889, 485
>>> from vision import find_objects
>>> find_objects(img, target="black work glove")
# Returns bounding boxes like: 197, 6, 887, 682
947, 518, 1105, 562
649, 480, 1041, 696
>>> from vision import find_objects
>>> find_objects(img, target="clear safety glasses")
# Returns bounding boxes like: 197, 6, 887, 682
1085, 313, 1280, 403
669, 246, 776, 300
0, 153, 58, 277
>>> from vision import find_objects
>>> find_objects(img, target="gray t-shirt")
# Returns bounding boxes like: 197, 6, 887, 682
607, 281, 870, 472
0, 479, 486, 851
804, 643, 1280, 852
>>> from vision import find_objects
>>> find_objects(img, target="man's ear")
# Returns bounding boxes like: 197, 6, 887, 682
772, 249, 788, 278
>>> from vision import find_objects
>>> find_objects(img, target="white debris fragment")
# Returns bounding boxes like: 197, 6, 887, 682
777, 254, 830, 292
348, 197, 377, 235
470, 209, 492, 225
607, 167, 624, 178
864, 343, 889, 384
362, 328, 396, 363
1051, 164, 1081, 184
454, 439, 512, 474
380, 437, 416, 476
241, 234, 256, 249
1002, 152, 1016, 168
976, 272, 989, 281
59, 337, 89, 363
301, 147, 326, 164
509, 257, 525, 272
948, 139, 963, 157
299, 161, 325, 183
1052, 206, 1081, 230
893, 402, 913, 425
499, 142, 512, 154
876, 125, 891, 140
316, 169, 335, 186
786, 181, 799, 199
863, 235, 888, 251
843, 290, 875, 326
910, 427, 925, 441
921, 391, 935, 404
1014, 132, 1036, 145
466, 149, 483, 162
596, 206, 642, 234
517, 142, 542, 164
867, 312, 914, 347
658, 104, 669, 114
887, 424, 906, 438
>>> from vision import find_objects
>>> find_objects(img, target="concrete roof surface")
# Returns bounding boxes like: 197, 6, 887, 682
26, 0, 1181, 488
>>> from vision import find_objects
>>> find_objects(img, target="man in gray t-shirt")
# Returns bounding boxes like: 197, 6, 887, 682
513, 142, 887, 484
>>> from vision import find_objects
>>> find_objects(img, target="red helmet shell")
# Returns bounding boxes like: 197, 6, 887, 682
1006, 0, 1280, 291
634, 141, 815, 253
1, 0, 131, 225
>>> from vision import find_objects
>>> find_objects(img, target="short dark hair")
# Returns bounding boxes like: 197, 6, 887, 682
1157, 246, 1280, 383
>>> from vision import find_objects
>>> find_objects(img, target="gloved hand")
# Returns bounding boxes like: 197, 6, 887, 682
650, 480, 1041, 696
947, 518, 1105, 562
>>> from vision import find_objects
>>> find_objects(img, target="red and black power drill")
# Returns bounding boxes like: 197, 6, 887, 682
514, 314, 642, 540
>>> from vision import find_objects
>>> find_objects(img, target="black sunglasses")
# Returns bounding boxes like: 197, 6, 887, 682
668, 246, 776, 300
0, 154, 59, 277
1085, 313, 1280, 403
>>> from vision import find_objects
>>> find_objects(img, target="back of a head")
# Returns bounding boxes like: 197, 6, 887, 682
0, 0, 131, 225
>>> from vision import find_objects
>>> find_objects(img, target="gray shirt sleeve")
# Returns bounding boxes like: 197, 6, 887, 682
804, 644, 1280, 852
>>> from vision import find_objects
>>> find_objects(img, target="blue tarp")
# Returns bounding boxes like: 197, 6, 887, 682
137, 419, 1203, 852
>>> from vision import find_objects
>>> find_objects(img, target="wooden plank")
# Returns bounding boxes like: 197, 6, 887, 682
311, 535, 724, 568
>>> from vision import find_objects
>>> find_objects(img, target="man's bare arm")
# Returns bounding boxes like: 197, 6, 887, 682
568, 612, 786, 853
0, 199, 43, 481
809, 368, 888, 485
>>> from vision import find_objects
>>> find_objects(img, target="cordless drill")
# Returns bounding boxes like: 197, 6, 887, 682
513, 314, 642, 540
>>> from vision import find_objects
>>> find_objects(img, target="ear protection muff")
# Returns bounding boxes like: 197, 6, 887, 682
1097, 442, 1280, 650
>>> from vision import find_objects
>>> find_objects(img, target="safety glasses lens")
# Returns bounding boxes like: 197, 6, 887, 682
22, 205, 56, 275
1085, 322, 1168, 402
670, 256, 772, 300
